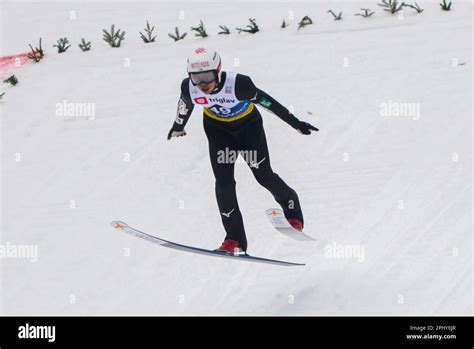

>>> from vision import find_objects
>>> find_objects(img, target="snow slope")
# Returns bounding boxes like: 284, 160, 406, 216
0, 0, 472, 315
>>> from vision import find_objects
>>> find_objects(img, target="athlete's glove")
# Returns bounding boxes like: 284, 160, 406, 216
296, 121, 319, 135
167, 128, 186, 140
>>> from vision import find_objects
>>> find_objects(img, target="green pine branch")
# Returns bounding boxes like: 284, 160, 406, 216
28, 38, 44, 62
168, 27, 187, 41
218, 25, 230, 34
298, 16, 313, 30
53, 37, 71, 53
139, 21, 157, 43
355, 8, 375, 17
191, 20, 208, 38
78, 38, 92, 51
236, 18, 259, 34
103, 24, 126, 47
440, 0, 452, 10
327, 10, 343, 20
3, 75, 18, 86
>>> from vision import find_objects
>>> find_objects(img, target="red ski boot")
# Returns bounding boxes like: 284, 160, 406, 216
215, 239, 245, 254
287, 218, 304, 232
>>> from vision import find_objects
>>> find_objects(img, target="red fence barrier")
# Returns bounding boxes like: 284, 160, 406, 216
0, 52, 32, 70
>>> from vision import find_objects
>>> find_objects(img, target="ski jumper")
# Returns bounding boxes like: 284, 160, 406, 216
171, 71, 304, 250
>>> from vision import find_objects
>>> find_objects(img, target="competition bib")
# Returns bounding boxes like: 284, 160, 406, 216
188, 72, 254, 122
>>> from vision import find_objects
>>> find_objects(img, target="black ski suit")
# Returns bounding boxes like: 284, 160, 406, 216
169, 72, 313, 251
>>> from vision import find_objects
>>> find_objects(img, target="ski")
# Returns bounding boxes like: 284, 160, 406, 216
111, 221, 305, 267
266, 208, 316, 241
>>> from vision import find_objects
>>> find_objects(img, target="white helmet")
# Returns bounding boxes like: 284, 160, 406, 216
187, 48, 222, 85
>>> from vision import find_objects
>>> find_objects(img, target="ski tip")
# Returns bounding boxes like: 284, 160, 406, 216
111, 221, 129, 230
265, 208, 283, 217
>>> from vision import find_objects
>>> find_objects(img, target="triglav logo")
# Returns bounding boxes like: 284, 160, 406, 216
208, 97, 235, 104
18, 323, 56, 343
194, 97, 208, 104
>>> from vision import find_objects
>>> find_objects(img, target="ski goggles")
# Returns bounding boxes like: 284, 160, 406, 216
189, 70, 217, 85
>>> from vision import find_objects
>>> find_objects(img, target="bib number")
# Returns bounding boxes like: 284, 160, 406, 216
209, 106, 232, 116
